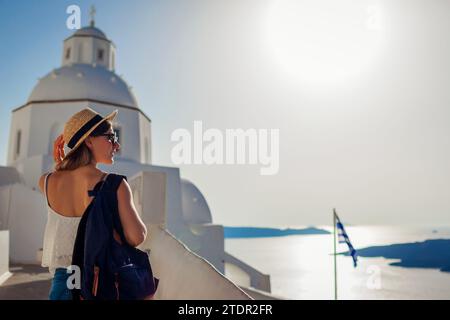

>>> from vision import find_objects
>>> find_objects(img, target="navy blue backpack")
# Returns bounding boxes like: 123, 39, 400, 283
71, 173, 159, 300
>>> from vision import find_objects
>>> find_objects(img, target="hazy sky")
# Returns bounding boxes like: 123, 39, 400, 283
1, 0, 450, 227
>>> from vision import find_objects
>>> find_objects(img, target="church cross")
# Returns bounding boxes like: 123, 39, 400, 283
89, 5, 96, 27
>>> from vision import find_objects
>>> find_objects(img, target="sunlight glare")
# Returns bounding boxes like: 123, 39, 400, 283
265, 0, 385, 86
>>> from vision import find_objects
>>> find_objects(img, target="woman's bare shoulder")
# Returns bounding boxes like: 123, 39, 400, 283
38, 170, 66, 193
38, 172, 51, 194
38, 170, 64, 192
38, 168, 108, 192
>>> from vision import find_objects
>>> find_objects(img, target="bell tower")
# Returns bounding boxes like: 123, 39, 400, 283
61, 6, 116, 71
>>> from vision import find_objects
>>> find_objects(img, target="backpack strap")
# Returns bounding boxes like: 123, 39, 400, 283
106, 174, 129, 245
97, 173, 110, 192
109, 174, 127, 192
87, 173, 110, 197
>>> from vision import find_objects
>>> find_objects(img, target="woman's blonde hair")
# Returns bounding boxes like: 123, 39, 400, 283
54, 120, 113, 171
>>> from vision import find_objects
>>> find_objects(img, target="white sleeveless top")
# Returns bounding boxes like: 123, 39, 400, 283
41, 172, 107, 275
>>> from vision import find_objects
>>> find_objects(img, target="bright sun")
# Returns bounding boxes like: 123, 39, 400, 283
265, 0, 385, 86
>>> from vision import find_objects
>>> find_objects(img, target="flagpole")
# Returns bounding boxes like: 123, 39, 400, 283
333, 208, 337, 300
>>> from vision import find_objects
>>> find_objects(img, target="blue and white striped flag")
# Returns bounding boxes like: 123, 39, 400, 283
335, 211, 358, 267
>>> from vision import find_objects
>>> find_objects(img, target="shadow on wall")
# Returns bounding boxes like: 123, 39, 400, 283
342, 239, 450, 273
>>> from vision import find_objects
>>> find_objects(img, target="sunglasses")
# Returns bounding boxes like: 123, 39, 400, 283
97, 132, 118, 144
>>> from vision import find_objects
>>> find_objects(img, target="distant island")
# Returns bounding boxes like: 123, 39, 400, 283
342, 239, 450, 273
224, 226, 330, 238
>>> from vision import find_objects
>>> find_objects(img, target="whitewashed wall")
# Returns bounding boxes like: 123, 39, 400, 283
0, 231, 9, 283
128, 171, 166, 226
138, 112, 152, 164
0, 184, 47, 263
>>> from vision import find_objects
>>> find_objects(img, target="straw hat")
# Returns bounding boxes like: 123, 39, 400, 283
63, 107, 118, 159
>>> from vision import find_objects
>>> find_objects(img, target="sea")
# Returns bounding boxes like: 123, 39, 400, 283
224, 225, 450, 300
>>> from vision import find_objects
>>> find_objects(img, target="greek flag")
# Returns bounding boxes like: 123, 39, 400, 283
335, 211, 358, 267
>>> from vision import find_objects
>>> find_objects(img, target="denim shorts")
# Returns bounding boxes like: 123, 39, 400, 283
49, 268, 72, 300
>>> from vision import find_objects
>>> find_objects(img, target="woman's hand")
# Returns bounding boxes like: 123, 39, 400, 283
53, 134, 66, 164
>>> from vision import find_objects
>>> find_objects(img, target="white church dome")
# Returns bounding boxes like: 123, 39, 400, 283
72, 26, 107, 40
181, 179, 213, 224
28, 64, 138, 107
